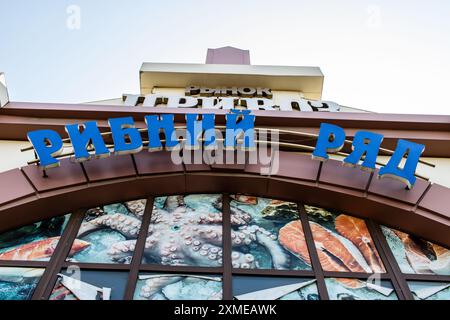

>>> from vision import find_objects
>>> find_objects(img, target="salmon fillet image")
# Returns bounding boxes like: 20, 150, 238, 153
335, 215, 385, 273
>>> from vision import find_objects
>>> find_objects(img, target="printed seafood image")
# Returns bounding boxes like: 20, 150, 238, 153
134, 274, 222, 300
50, 274, 111, 300
279, 205, 385, 274
143, 194, 223, 266
230, 196, 309, 270
0, 267, 44, 300
382, 227, 450, 275
233, 277, 319, 300
325, 278, 397, 300
0, 215, 73, 261
408, 281, 450, 300
67, 200, 146, 264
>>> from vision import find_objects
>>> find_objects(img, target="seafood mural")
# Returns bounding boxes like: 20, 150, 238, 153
230, 196, 310, 270
0, 215, 72, 261
67, 200, 147, 264
0, 267, 44, 300
325, 278, 397, 300
50, 269, 128, 300
233, 277, 319, 300
408, 281, 450, 300
143, 194, 223, 266
382, 226, 450, 275
134, 274, 222, 300
280, 205, 385, 274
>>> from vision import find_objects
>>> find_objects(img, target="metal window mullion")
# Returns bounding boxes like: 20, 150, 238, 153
60, 262, 132, 271
366, 220, 414, 300
31, 209, 86, 300
222, 193, 233, 300
233, 269, 315, 277
138, 264, 223, 274
403, 273, 450, 282
322, 271, 390, 279
123, 196, 154, 300
0, 260, 48, 268
297, 204, 329, 300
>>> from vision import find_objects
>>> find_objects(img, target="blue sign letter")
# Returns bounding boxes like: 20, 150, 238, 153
65, 121, 110, 161
109, 117, 143, 155
27, 129, 63, 168
225, 109, 255, 150
186, 114, 216, 149
378, 139, 425, 189
343, 131, 384, 171
312, 123, 346, 161
145, 114, 179, 150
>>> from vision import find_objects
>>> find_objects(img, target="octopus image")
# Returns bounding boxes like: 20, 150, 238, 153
135, 274, 222, 300
74, 194, 290, 268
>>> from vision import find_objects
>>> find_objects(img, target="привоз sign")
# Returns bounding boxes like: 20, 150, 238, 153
122, 86, 341, 112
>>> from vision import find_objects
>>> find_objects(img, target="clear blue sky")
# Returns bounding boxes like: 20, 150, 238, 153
0, 0, 449, 114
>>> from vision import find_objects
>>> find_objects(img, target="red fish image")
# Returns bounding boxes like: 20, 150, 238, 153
335, 215, 385, 273
230, 195, 258, 205
279, 220, 366, 288
50, 283, 78, 300
0, 237, 90, 261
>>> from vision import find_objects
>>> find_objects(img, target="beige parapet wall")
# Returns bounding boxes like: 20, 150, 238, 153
139, 63, 324, 100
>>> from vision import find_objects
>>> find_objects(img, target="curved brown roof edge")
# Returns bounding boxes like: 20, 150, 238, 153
0, 151, 449, 247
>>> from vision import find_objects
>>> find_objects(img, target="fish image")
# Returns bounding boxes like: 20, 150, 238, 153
279, 220, 368, 288
0, 267, 44, 300
409, 282, 450, 300
139, 275, 184, 299
230, 195, 258, 205
261, 200, 299, 220
50, 274, 111, 300
304, 205, 333, 221
0, 267, 44, 284
392, 229, 450, 275
335, 215, 385, 273
429, 244, 450, 275
0, 216, 67, 250
393, 230, 434, 274
278, 221, 311, 265
50, 283, 77, 300
0, 237, 90, 261
137, 275, 222, 300
234, 280, 317, 300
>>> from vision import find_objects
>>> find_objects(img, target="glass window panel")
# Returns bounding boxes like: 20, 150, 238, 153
408, 281, 450, 300
67, 199, 146, 264
134, 273, 222, 300
305, 205, 385, 273
0, 267, 44, 300
142, 194, 223, 267
50, 269, 128, 300
0, 214, 71, 261
325, 278, 397, 300
382, 226, 450, 276
233, 276, 319, 300
230, 195, 310, 270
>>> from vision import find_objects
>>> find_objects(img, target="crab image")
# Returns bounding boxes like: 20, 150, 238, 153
74, 195, 290, 269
